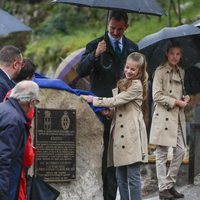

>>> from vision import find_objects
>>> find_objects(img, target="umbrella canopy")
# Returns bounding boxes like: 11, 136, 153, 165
138, 24, 200, 76
0, 8, 32, 36
185, 62, 200, 95
192, 19, 200, 27
52, 0, 166, 16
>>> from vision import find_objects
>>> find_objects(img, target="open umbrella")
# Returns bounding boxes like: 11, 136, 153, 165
52, 0, 166, 69
192, 19, 200, 27
0, 8, 32, 36
185, 62, 200, 95
138, 24, 200, 76
52, 0, 166, 16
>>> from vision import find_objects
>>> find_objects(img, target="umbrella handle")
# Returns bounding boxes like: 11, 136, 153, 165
100, 53, 112, 69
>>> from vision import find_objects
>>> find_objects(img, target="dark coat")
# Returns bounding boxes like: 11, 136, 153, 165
77, 33, 138, 97
0, 69, 15, 102
0, 98, 28, 200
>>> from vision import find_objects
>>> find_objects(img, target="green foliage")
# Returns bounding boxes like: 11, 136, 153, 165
35, 5, 105, 37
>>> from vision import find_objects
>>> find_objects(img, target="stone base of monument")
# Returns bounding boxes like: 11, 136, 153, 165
31, 88, 104, 200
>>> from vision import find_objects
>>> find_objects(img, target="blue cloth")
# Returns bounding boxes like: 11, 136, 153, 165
34, 73, 106, 114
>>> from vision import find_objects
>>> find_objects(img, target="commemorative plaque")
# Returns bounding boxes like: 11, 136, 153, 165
34, 108, 76, 182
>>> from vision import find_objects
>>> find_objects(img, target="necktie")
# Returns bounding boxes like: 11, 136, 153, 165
114, 41, 122, 57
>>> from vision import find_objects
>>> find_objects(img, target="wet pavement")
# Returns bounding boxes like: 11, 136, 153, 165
143, 183, 200, 200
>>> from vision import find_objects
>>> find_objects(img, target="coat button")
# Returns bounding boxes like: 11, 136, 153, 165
169, 90, 172, 93
165, 127, 168, 130
122, 145, 125, 149
156, 113, 159, 116
166, 118, 169, 121
120, 125, 124, 128
119, 114, 122, 117
121, 135, 124, 138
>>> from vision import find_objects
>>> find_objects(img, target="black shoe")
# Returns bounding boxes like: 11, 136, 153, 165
169, 187, 184, 199
159, 189, 174, 200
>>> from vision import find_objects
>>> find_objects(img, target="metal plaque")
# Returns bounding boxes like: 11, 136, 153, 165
34, 108, 76, 182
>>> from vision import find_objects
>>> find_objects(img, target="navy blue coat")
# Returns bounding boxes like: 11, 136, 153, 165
77, 33, 138, 97
0, 98, 28, 200
0, 69, 15, 102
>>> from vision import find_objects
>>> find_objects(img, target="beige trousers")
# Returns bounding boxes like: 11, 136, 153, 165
156, 122, 185, 191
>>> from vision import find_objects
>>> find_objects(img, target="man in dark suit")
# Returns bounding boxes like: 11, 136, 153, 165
0, 45, 24, 102
77, 10, 138, 200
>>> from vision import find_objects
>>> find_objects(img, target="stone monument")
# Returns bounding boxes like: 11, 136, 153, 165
32, 88, 104, 200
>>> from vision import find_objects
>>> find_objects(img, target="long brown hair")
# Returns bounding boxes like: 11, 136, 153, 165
117, 52, 148, 120
117, 52, 148, 100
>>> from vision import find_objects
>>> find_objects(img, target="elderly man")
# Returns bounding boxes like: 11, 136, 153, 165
0, 45, 24, 102
0, 80, 39, 200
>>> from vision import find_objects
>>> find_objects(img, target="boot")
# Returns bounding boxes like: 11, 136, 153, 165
159, 189, 174, 200
169, 187, 184, 199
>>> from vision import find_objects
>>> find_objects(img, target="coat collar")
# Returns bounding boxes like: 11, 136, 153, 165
7, 98, 28, 124
112, 88, 119, 96
164, 62, 183, 82
105, 32, 126, 54
0, 69, 16, 88
164, 62, 181, 73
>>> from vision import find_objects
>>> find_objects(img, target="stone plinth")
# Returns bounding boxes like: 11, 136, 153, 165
32, 88, 104, 200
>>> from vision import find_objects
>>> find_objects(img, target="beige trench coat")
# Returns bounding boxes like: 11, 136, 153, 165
93, 80, 148, 167
149, 63, 186, 147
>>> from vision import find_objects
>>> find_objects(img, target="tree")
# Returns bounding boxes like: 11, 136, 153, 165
167, 0, 182, 26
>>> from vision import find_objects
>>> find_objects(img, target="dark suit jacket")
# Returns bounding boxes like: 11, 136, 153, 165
77, 33, 138, 97
0, 69, 15, 102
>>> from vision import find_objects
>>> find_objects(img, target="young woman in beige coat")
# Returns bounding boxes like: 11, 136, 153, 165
82, 52, 148, 200
149, 41, 190, 200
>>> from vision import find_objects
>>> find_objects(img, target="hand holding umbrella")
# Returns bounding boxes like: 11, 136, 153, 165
95, 40, 107, 58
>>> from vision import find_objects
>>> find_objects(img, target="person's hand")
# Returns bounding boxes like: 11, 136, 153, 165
101, 108, 114, 119
95, 40, 107, 58
182, 95, 190, 103
101, 108, 113, 117
175, 99, 188, 108
81, 95, 93, 103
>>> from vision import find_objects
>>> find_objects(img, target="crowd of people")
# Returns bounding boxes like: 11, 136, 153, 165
0, 10, 190, 200
0, 45, 39, 200
78, 10, 189, 200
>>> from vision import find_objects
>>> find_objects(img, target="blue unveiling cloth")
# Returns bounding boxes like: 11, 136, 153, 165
34, 73, 106, 114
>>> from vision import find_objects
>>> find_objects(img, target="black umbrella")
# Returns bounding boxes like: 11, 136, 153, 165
138, 24, 200, 76
27, 175, 60, 200
0, 8, 32, 36
185, 62, 200, 95
52, 0, 166, 16
192, 19, 200, 27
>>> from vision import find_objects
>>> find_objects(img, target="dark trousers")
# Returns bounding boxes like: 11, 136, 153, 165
102, 118, 117, 200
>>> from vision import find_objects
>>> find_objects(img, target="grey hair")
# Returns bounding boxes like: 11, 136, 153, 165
10, 80, 39, 103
